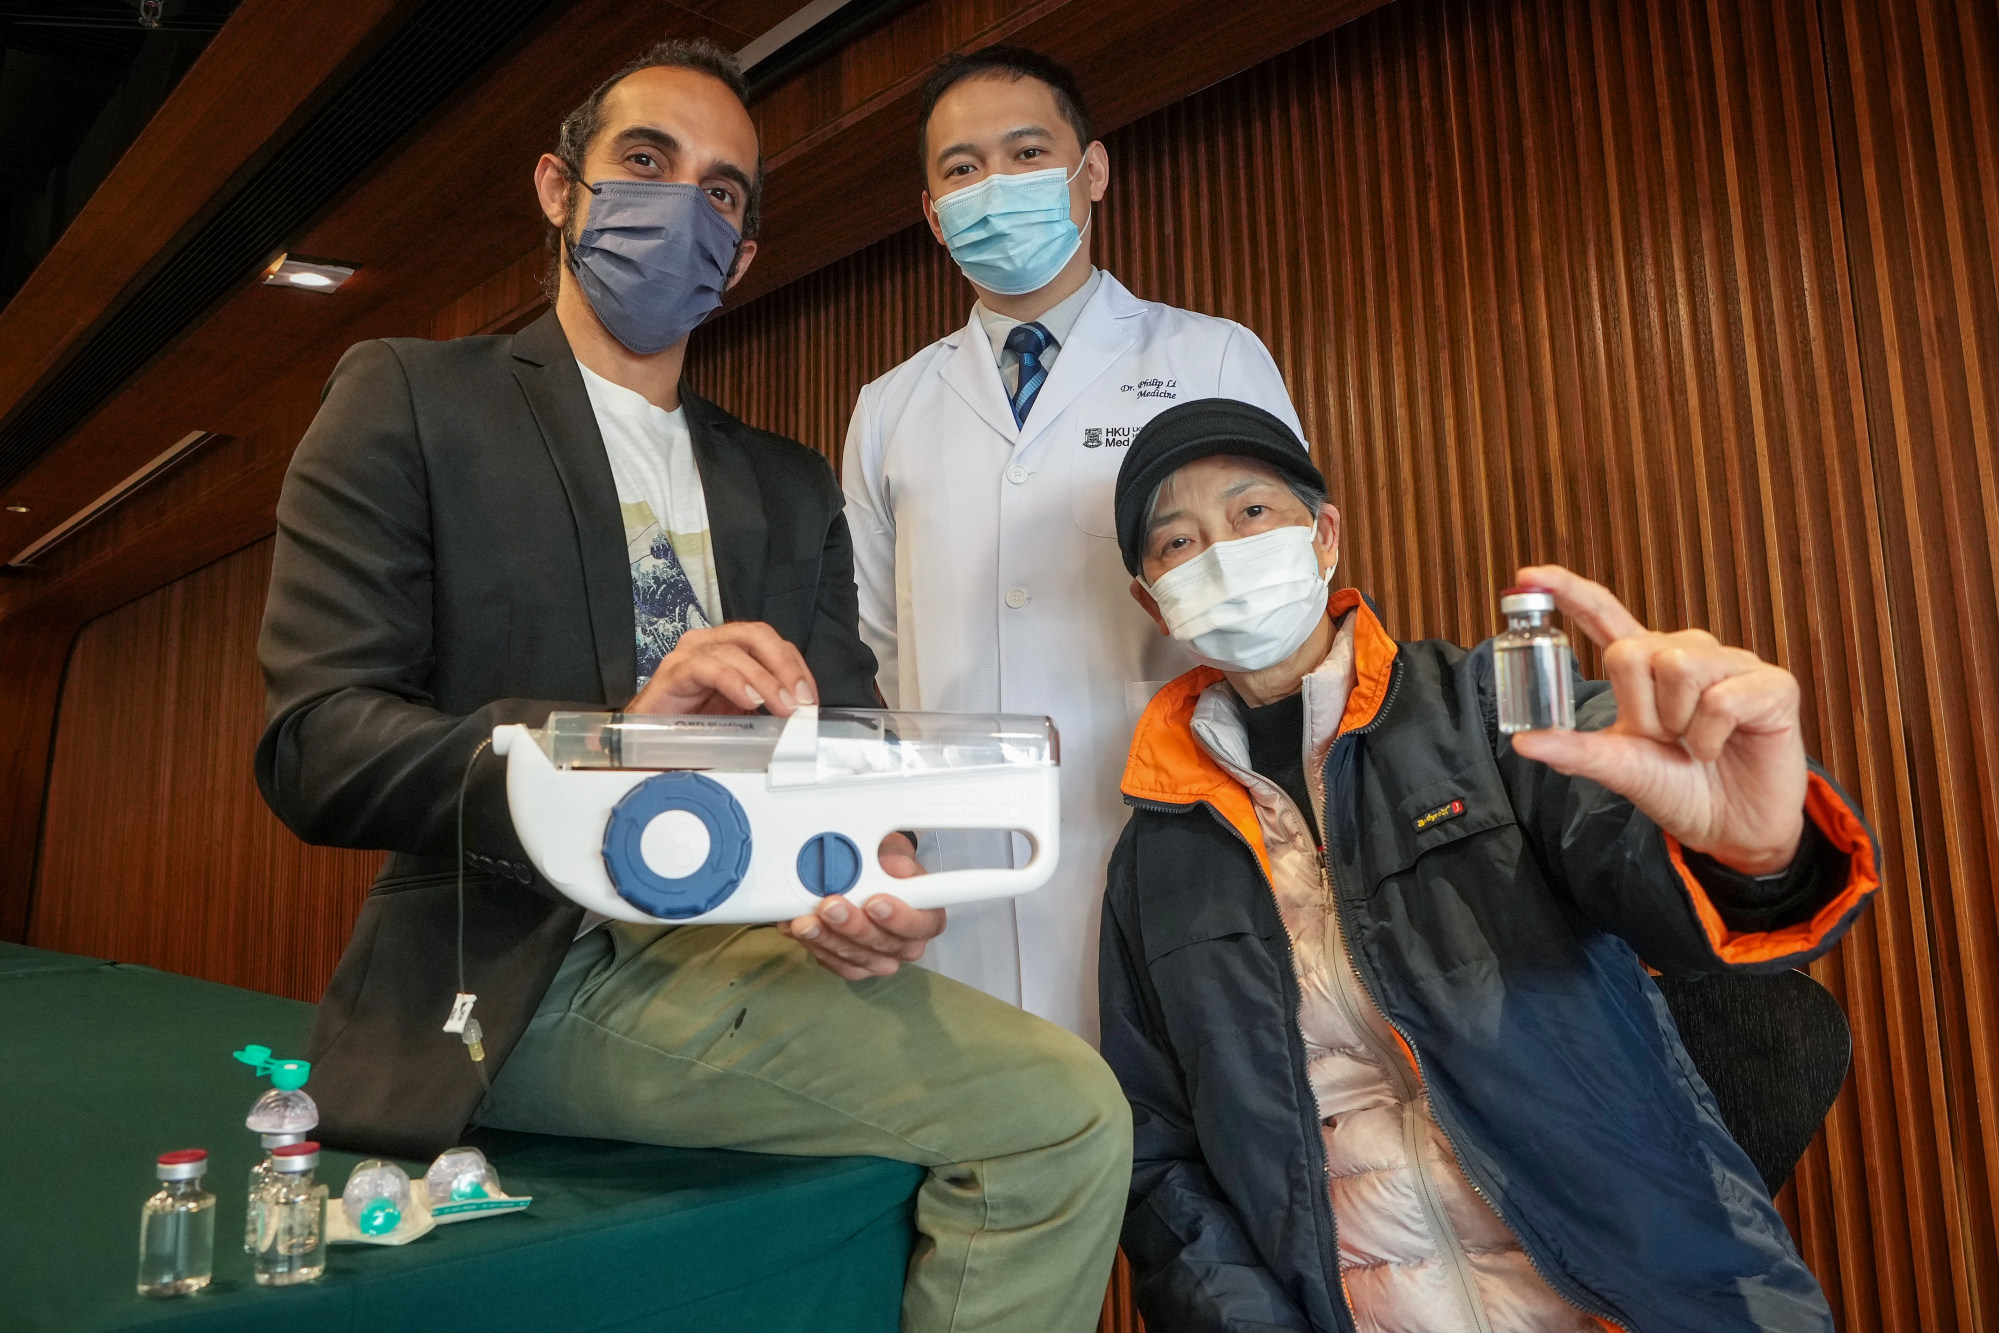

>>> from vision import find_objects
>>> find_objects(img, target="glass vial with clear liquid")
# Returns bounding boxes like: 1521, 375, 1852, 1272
245, 1132, 305, 1253
254, 1141, 328, 1286
1495, 586, 1574, 734
137, 1149, 215, 1297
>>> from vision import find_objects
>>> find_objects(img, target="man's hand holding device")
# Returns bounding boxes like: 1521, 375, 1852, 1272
627, 621, 821, 717
613, 623, 948, 978
779, 836, 945, 981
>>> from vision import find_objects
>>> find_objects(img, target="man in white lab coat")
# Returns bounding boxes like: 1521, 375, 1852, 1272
787, 46, 1305, 1043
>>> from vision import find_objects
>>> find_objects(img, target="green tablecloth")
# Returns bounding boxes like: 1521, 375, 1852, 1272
0, 942, 919, 1332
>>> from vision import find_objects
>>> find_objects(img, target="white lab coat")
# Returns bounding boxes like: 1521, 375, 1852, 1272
841, 272, 1305, 1042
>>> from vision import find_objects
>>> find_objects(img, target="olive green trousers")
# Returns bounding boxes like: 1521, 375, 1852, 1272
478, 922, 1130, 1333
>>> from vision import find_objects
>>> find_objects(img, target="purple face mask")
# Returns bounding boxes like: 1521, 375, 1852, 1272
566, 179, 743, 355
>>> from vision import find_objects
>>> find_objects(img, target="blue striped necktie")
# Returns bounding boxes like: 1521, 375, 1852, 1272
1005, 321, 1052, 426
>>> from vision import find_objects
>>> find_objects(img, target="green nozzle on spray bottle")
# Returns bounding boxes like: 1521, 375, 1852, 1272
233, 1046, 317, 1255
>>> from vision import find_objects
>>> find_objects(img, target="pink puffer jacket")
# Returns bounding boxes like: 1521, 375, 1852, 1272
1187, 619, 1599, 1333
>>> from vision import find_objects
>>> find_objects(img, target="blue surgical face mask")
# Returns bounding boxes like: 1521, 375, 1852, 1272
932, 162, 1091, 296
566, 180, 743, 355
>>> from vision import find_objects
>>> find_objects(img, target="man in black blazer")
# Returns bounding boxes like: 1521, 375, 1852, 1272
256, 39, 1128, 1332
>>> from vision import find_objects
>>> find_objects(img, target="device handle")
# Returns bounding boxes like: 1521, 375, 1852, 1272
853, 829, 1053, 902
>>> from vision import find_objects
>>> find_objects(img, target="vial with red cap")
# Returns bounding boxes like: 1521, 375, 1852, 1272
253, 1141, 328, 1286
137, 1149, 215, 1297
1495, 586, 1574, 734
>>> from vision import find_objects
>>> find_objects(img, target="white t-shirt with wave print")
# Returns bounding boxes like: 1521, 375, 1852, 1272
577, 364, 723, 690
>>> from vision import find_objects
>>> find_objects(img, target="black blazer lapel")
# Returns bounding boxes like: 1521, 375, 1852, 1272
684, 390, 767, 622
507, 310, 636, 704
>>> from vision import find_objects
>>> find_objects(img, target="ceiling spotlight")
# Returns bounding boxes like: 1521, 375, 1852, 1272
4, 505, 27, 513
262, 254, 358, 293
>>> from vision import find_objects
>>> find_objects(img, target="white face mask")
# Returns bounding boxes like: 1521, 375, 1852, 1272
1142, 525, 1334, 672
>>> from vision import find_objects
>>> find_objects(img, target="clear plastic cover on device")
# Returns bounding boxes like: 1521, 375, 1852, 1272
537, 710, 1058, 779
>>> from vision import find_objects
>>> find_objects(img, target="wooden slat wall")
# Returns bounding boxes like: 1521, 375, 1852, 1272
685, 0, 1998, 1327
28, 0, 1998, 1326
29, 539, 381, 1002
688, 223, 967, 443
1822, 0, 1999, 1324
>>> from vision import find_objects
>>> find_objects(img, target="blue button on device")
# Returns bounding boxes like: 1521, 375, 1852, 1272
796, 832, 862, 898
602, 772, 752, 918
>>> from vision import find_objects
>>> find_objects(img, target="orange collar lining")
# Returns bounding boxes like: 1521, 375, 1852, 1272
1122, 590, 1398, 808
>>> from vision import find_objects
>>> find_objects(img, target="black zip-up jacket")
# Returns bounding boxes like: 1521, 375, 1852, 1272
1099, 590, 1879, 1333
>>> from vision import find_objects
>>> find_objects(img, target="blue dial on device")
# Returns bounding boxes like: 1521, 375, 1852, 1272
602, 772, 753, 917
796, 832, 863, 897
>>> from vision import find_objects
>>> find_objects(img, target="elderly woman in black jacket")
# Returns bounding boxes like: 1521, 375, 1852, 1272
1097, 400, 1877, 1333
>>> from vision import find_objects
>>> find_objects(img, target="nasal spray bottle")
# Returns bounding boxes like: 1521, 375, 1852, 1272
233, 1046, 318, 1256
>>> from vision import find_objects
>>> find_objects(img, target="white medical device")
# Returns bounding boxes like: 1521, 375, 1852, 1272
491, 707, 1060, 924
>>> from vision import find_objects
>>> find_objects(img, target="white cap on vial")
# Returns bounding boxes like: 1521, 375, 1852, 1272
1499, 586, 1556, 615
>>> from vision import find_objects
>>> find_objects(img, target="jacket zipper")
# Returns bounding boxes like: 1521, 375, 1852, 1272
1318, 661, 1633, 1333
1131, 793, 1356, 1333
1313, 864, 1493, 1333
1297, 664, 1489, 1333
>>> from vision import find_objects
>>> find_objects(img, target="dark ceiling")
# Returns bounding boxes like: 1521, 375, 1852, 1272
0, 0, 242, 307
